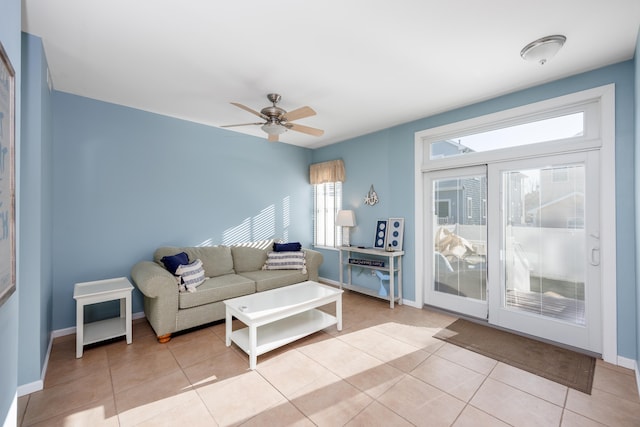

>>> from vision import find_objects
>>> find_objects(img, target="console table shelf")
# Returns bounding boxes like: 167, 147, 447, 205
338, 246, 404, 308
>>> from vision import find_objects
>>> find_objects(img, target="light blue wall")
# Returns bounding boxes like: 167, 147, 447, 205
313, 61, 637, 360
51, 92, 313, 329
312, 129, 415, 296
0, 0, 20, 423
19, 33, 54, 387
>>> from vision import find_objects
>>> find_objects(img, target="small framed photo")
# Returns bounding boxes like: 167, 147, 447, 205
373, 220, 388, 248
386, 218, 405, 251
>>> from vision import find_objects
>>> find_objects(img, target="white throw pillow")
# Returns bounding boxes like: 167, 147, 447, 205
176, 259, 206, 292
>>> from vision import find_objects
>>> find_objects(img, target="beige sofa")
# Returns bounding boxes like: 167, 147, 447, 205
131, 243, 323, 342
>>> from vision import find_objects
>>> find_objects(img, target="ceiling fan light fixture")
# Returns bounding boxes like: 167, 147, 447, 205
261, 122, 288, 135
224, 94, 323, 141
520, 35, 566, 65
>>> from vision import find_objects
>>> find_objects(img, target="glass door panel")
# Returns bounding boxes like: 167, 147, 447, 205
488, 151, 601, 352
503, 165, 585, 324
426, 166, 487, 319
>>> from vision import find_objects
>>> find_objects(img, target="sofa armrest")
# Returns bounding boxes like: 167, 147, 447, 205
131, 261, 181, 339
131, 261, 178, 299
303, 248, 323, 282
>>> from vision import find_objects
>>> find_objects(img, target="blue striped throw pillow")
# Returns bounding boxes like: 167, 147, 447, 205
262, 251, 307, 274
176, 259, 206, 292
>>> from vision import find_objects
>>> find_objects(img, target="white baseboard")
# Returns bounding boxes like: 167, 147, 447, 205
402, 299, 422, 309
616, 355, 636, 370
17, 311, 147, 397
16, 380, 42, 398
51, 326, 75, 339
636, 361, 640, 399
319, 277, 339, 287
3, 393, 16, 427
619, 356, 640, 398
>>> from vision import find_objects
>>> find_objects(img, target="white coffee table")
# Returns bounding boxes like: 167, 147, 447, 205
224, 281, 343, 369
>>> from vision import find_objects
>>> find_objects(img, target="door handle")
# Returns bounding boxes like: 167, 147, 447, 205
589, 233, 600, 266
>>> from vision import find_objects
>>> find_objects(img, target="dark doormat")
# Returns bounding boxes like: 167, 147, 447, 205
434, 319, 596, 394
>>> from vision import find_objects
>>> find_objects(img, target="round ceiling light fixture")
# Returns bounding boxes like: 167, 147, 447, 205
520, 35, 566, 65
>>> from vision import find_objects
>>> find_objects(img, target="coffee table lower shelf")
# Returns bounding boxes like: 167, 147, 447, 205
230, 309, 337, 361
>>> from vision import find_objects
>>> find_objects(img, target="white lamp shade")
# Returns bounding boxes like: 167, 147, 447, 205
336, 210, 356, 227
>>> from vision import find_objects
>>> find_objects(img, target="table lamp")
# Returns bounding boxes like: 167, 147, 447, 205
336, 210, 356, 247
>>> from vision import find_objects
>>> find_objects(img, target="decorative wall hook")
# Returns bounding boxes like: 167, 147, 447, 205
364, 185, 379, 206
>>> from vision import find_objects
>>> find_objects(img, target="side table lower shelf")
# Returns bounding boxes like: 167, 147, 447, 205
83, 317, 128, 346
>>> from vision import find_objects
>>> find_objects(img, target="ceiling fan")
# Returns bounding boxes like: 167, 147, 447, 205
222, 93, 324, 142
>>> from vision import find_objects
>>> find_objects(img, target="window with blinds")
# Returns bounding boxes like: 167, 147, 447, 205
313, 182, 342, 247
310, 160, 345, 248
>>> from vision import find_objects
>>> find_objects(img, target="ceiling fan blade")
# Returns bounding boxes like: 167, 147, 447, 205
282, 106, 316, 122
221, 122, 263, 128
286, 123, 324, 137
268, 134, 279, 142
230, 102, 268, 120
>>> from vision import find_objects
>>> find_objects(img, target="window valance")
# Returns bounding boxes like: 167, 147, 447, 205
309, 160, 345, 184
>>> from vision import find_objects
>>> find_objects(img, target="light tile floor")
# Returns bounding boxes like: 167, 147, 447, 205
17, 290, 640, 426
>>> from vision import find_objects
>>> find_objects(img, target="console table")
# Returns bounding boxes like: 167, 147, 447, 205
338, 246, 404, 308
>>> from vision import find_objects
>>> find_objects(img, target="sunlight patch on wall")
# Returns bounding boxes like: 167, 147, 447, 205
221, 205, 276, 246
282, 196, 290, 242
222, 217, 252, 245
253, 205, 275, 241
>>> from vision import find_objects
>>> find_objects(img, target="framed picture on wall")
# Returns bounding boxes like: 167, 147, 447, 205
0, 41, 16, 308
373, 220, 388, 248
386, 217, 405, 251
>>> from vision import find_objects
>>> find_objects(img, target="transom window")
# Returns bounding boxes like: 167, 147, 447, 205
430, 112, 585, 160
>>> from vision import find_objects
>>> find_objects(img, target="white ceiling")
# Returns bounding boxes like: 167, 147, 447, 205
21, 0, 640, 148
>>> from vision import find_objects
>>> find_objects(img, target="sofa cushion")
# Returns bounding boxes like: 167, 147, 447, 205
178, 274, 255, 309
239, 270, 309, 292
185, 246, 235, 277
231, 246, 268, 273
154, 246, 235, 278
160, 251, 189, 274
175, 259, 206, 291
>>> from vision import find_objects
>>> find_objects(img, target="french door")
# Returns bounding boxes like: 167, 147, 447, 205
425, 151, 602, 353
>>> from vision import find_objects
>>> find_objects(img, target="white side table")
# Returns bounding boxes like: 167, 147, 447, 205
73, 277, 133, 358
